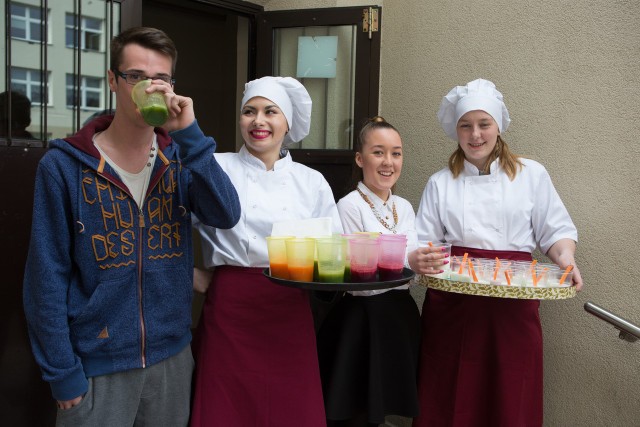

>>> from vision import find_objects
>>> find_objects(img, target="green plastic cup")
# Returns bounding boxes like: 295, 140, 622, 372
131, 80, 169, 127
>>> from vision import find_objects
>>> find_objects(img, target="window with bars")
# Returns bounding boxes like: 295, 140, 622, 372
2, 0, 122, 145
66, 74, 103, 110
10, 2, 47, 43
65, 14, 103, 52
11, 67, 51, 106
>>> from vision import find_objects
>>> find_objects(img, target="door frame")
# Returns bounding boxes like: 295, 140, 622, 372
256, 6, 381, 148
255, 6, 382, 199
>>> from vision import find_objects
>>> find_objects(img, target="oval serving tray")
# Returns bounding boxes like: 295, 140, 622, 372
416, 275, 576, 300
263, 267, 415, 291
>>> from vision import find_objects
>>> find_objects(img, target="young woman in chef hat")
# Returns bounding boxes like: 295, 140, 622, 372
412, 78, 582, 426
191, 76, 342, 427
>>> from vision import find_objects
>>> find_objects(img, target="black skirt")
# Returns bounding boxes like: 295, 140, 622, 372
317, 289, 421, 423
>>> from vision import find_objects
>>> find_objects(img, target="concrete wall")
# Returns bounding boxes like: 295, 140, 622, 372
258, 0, 640, 425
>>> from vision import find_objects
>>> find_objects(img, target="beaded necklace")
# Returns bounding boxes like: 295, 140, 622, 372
357, 187, 399, 233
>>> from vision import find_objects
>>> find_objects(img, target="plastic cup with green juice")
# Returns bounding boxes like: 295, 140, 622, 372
131, 80, 169, 127
316, 237, 346, 283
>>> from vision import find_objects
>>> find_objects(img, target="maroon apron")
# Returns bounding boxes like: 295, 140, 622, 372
190, 266, 325, 427
414, 246, 543, 427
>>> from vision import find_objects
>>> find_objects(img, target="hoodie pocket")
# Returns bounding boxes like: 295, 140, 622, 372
70, 273, 138, 355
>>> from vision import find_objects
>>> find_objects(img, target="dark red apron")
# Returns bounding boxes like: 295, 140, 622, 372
190, 266, 325, 427
414, 246, 543, 427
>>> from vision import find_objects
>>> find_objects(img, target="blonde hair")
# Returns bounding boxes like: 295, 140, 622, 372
448, 135, 523, 180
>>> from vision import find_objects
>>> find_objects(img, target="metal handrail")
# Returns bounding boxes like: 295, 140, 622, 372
584, 301, 640, 343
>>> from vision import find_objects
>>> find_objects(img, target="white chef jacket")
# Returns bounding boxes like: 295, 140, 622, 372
337, 182, 418, 296
195, 145, 342, 268
415, 158, 577, 254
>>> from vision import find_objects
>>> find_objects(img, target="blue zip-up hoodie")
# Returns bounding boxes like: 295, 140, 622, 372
23, 115, 241, 401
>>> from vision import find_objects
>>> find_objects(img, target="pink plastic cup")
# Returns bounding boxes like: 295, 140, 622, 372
348, 238, 380, 282
377, 235, 407, 280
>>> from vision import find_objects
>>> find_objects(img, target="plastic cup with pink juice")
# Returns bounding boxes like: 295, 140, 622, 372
377, 235, 407, 281
348, 238, 380, 282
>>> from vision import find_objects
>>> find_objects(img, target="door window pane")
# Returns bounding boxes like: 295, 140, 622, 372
273, 25, 356, 150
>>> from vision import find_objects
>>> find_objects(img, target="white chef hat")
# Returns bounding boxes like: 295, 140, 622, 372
437, 78, 511, 141
241, 76, 312, 144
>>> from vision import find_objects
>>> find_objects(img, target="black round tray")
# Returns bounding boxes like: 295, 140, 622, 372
262, 267, 415, 291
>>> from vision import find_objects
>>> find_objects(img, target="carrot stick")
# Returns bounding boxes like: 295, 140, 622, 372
468, 259, 478, 282
428, 241, 434, 247
493, 257, 501, 280
505, 270, 511, 286
459, 253, 468, 274
532, 269, 538, 287
559, 265, 574, 285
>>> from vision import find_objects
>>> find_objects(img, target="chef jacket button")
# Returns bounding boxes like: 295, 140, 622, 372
252, 204, 257, 208
252, 235, 257, 239
283, 207, 287, 211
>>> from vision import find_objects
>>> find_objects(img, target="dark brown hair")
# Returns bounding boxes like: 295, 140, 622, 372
345, 116, 401, 194
0, 91, 31, 132
110, 27, 177, 75
448, 135, 523, 180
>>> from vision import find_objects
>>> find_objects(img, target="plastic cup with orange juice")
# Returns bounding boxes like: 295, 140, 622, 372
285, 238, 316, 282
266, 236, 293, 279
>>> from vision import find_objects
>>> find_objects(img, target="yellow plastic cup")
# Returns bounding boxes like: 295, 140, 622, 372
285, 238, 316, 282
354, 231, 381, 239
266, 236, 293, 279
131, 80, 169, 127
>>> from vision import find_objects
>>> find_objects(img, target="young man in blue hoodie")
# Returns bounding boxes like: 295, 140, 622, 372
23, 27, 241, 426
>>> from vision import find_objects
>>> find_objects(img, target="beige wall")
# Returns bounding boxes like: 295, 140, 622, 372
259, 0, 640, 425
383, 2, 640, 426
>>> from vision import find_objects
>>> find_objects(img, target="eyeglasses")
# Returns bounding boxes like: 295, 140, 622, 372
113, 70, 175, 86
